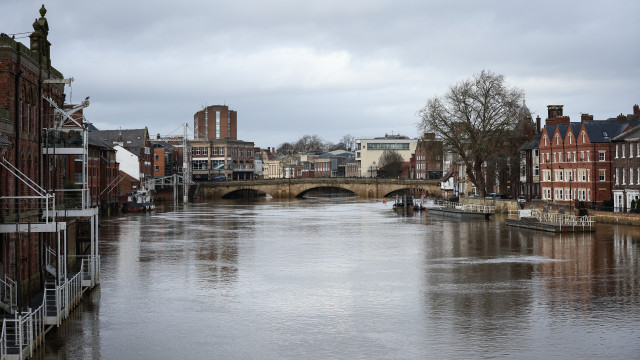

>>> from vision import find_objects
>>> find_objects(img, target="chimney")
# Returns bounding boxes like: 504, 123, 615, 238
634, 104, 639, 115
536, 116, 541, 133
581, 114, 593, 122
547, 105, 564, 120
156, 133, 160, 139
617, 113, 627, 121
555, 116, 570, 125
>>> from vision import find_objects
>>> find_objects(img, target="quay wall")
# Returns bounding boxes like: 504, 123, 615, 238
587, 210, 640, 226
460, 198, 520, 213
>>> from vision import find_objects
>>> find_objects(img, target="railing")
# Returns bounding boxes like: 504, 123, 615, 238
46, 246, 57, 278
4, 303, 47, 359
0, 276, 16, 314
69, 255, 100, 287
54, 188, 92, 210
0, 321, 5, 360
433, 200, 495, 214
509, 209, 595, 228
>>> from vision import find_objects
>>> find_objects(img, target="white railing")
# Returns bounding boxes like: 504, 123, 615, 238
0, 260, 99, 358
68, 255, 100, 287
510, 209, 595, 228
0, 276, 16, 314
434, 200, 495, 214
0, 321, 5, 360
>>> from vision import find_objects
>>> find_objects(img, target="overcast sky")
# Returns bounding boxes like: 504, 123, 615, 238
3, 0, 639, 148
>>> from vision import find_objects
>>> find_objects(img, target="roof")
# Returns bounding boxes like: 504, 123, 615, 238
518, 134, 541, 151
319, 150, 354, 158
544, 119, 639, 144
87, 133, 115, 150
584, 119, 637, 143
92, 128, 148, 156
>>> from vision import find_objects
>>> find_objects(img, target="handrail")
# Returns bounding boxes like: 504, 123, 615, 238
511, 209, 595, 228
0, 275, 16, 313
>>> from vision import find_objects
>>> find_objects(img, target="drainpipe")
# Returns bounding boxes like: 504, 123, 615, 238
14, 48, 23, 310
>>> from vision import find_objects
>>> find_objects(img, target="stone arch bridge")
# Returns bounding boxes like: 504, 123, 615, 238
196, 178, 441, 200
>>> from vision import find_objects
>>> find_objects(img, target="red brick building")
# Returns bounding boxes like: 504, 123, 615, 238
194, 105, 237, 140
414, 133, 443, 180
0, 6, 70, 305
539, 105, 638, 206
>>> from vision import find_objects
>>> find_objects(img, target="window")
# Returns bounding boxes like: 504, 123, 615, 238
559, 153, 563, 162
616, 168, 619, 185
631, 144, 634, 158
599, 151, 605, 161
616, 144, 619, 158
213, 148, 217, 155
534, 149, 539, 157
631, 168, 634, 185
154, 154, 159, 161
599, 169, 605, 181
195, 148, 201, 155
203, 148, 208, 155
154, 165, 159, 172
580, 152, 585, 161
567, 152, 571, 162
534, 165, 539, 176
220, 148, 224, 155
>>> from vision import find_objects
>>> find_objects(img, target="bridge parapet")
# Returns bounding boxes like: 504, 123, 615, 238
196, 178, 441, 200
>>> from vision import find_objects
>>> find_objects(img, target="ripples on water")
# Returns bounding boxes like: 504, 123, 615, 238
40, 198, 640, 359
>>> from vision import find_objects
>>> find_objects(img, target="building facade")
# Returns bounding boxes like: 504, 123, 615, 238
193, 105, 237, 140
355, 135, 418, 178
539, 105, 638, 206
190, 139, 255, 180
414, 133, 443, 180
611, 105, 640, 211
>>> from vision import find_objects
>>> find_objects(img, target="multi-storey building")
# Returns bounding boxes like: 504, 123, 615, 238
355, 135, 418, 178
193, 105, 237, 140
611, 105, 640, 211
518, 132, 541, 200
414, 133, 443, 180
94, 128, 153, 185
0, 6, 100, 313
539, 105, 638, 206
190, 139, 255, 180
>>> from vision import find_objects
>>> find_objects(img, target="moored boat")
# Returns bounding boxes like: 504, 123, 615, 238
123, 188, 155, 212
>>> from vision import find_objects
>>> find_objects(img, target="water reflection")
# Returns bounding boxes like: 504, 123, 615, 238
38, 200, 640, 359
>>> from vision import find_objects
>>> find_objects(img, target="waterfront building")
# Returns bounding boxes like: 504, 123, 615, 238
94, 128, 153, 185
539, 105, 639, 206
0, 8, 101, 353
611, 105, 640, 211
518, 131, 542, 201
190, 138, 255, 180
355, 135, 418, 178
194, 105, 237, 140
414, 133, 443, 180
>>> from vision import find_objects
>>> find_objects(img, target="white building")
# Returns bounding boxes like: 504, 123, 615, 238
355, 135, 418, 177
114, 145, 141, 180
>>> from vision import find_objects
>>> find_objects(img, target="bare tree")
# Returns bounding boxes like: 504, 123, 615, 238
338, 134, 355, 151
418, 70, 524, 196
378, 150, 404, 178
276, 142, 294, 154
294, 134, 325, 153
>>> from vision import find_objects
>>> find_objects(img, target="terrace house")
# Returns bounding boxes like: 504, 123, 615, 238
539, 105, 638, 206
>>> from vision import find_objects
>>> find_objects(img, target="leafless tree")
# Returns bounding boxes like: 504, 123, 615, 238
378, 150, 404, 178
294, 134, 326, 153
418, 70, 524, 196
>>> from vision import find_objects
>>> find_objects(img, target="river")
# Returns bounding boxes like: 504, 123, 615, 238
38, 198, 640, 359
